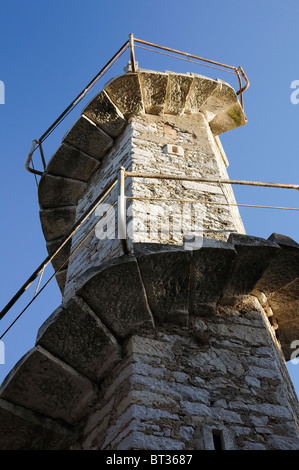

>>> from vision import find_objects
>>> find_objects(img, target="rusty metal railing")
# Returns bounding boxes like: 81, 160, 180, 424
25, 33, 249, 178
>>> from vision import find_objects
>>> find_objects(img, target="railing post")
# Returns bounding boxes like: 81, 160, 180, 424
25, 139, 44, 176
129, 33, 137, 73
118, 166, 130, 254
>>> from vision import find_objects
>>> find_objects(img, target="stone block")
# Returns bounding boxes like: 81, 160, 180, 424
184, 74, 219, 114
138, 71, 169, 115
63, 115, 113, 160
82, 90, 126, 138
126, 335, 173, 359
46, 143, 100, 182
39, 206, 76, 242
36, 296, 122, 383
38, 173, 86, 210
189, 238, 236, 315
201, 79, 238, 119
77, 256, 155, 338
135, 246, 191, 325
105, 73, 144, 118
0, 346, 97, 426
0, 398, 73, 450
164, 73, 193, 115
256, 233, 299, 295
219, 234, 280, 305
209, 101, 247, 135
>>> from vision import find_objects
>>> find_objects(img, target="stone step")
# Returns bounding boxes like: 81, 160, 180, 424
36, 295, 122, 383
2, 233, 299, 449
62, 114, 113, 160
0, 398, 73, 450
54, 268, 67, 294
0, 345, 97, 426
138, 71, 169, 115
184, 73, 219, 114
189, 238, 237, 315
134, 243, 192, 325
46, 143, 100, 182
82, 89, 127, 138
164, 72, 194, 115
77, 256, 155, 339
38, 173, 86, 210
256, 233, 299, 295
104, 73, 145, 118
39, 206, 77, 243
219, 233, 280, 305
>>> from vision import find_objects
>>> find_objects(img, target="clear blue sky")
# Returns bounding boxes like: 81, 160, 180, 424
0, 0, 299, 395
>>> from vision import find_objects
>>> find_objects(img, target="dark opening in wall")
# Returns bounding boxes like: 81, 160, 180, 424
212, 430, 223, 450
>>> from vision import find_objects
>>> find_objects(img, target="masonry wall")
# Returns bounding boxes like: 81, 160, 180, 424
71, 295, 299, 450
65, 112, 245, 295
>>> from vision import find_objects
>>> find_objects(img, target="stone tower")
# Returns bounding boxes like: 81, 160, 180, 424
1, 59, 299, 450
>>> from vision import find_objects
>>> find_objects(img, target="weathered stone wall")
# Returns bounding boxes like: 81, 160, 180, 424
130, 113, 245, 246
65, 112, 245, 296
71, 295, 299, 450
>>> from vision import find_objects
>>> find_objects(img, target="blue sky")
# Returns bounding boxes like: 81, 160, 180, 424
0, 0, 299, 395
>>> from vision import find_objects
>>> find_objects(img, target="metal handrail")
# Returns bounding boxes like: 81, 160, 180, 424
25, 34, 249, 177
133, 36, 250, 107
124, 170, 299, 191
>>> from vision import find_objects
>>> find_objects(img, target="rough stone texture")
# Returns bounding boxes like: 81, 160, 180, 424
63, 115, 113, 160
0, 345, 97, 426
46, 237, 72, 273
184, 74, 219, 114
46, 143, 100, 182
189, 238, 236, 315
219, 234, 281, 305
36, 296, 122, 383
254, 233, 299, 359
164, 73, 193, 115
104, 73, 145, 118
0, 398, 73, 450
38, 173, 87, 210
209, 101, 247, 135
82, 90, 126, 138
138, 71, 169, 115
77, 257, 155, 339
73, 304, 299, 450
135, 246, 192, 325
40, 206, 77, 243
